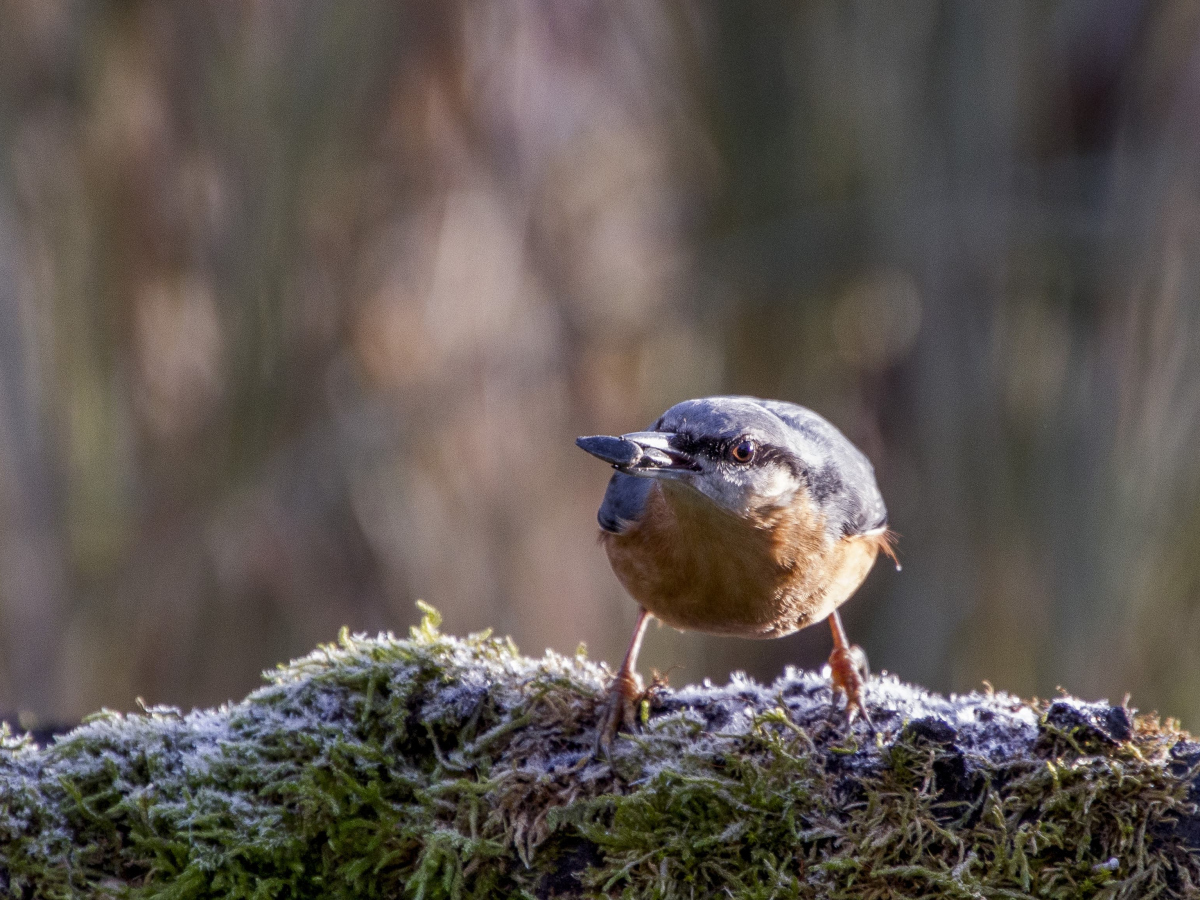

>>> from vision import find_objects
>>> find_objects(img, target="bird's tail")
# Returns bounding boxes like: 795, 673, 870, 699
866, 528, 901, 572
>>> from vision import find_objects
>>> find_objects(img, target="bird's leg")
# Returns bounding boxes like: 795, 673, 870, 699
596, 607, 651, 754
827, 609, 874, 731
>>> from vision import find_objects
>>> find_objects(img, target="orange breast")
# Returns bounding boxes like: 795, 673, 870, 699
602, 481, 880, 638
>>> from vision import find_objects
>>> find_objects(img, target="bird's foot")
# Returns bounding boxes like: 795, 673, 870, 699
595, 669, 645, 757
828, 642, 875, 732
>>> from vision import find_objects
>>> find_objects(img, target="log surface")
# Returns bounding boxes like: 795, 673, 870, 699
1, 606, 1197, 899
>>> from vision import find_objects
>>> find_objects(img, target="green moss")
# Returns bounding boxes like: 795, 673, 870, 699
0, 605, 1197, 899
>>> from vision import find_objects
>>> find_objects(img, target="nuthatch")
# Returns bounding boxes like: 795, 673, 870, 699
577, 395, 896, 742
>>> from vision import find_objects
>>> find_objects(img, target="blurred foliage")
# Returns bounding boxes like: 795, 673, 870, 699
0, 1, 1199, 732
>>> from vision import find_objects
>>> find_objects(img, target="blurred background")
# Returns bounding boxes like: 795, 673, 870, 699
2, 1, 1200, 731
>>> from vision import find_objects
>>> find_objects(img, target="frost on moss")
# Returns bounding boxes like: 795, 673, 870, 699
1, 603, 1198, 899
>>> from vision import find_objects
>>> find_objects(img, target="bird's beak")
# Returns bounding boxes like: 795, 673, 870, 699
575, 431, 698, 477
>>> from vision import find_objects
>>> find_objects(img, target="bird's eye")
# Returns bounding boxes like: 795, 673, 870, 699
729, 438, 756, 464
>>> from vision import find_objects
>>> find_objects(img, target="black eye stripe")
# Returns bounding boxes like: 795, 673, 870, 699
670, 433, 796, 470
668, 433, 704, 455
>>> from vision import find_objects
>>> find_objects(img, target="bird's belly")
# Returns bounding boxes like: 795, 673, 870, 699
632, 563, 802, 637
601, 485, 878, 638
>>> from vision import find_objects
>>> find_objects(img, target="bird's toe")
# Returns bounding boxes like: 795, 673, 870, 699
828, 643, 875, 732
594, 670, 644, 756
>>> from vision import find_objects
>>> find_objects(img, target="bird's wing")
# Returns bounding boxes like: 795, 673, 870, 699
597, 471, 654, 534
757, 398, 889, 537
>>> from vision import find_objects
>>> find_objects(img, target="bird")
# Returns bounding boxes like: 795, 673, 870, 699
576, 395, 896, 745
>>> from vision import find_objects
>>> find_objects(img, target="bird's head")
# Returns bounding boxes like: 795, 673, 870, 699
577, 396, 887, 536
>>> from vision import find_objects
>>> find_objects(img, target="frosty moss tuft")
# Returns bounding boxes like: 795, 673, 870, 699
1, 603, 1197, 899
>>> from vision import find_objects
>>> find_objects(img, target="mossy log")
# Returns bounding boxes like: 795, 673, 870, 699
2, 605, 1199, 899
